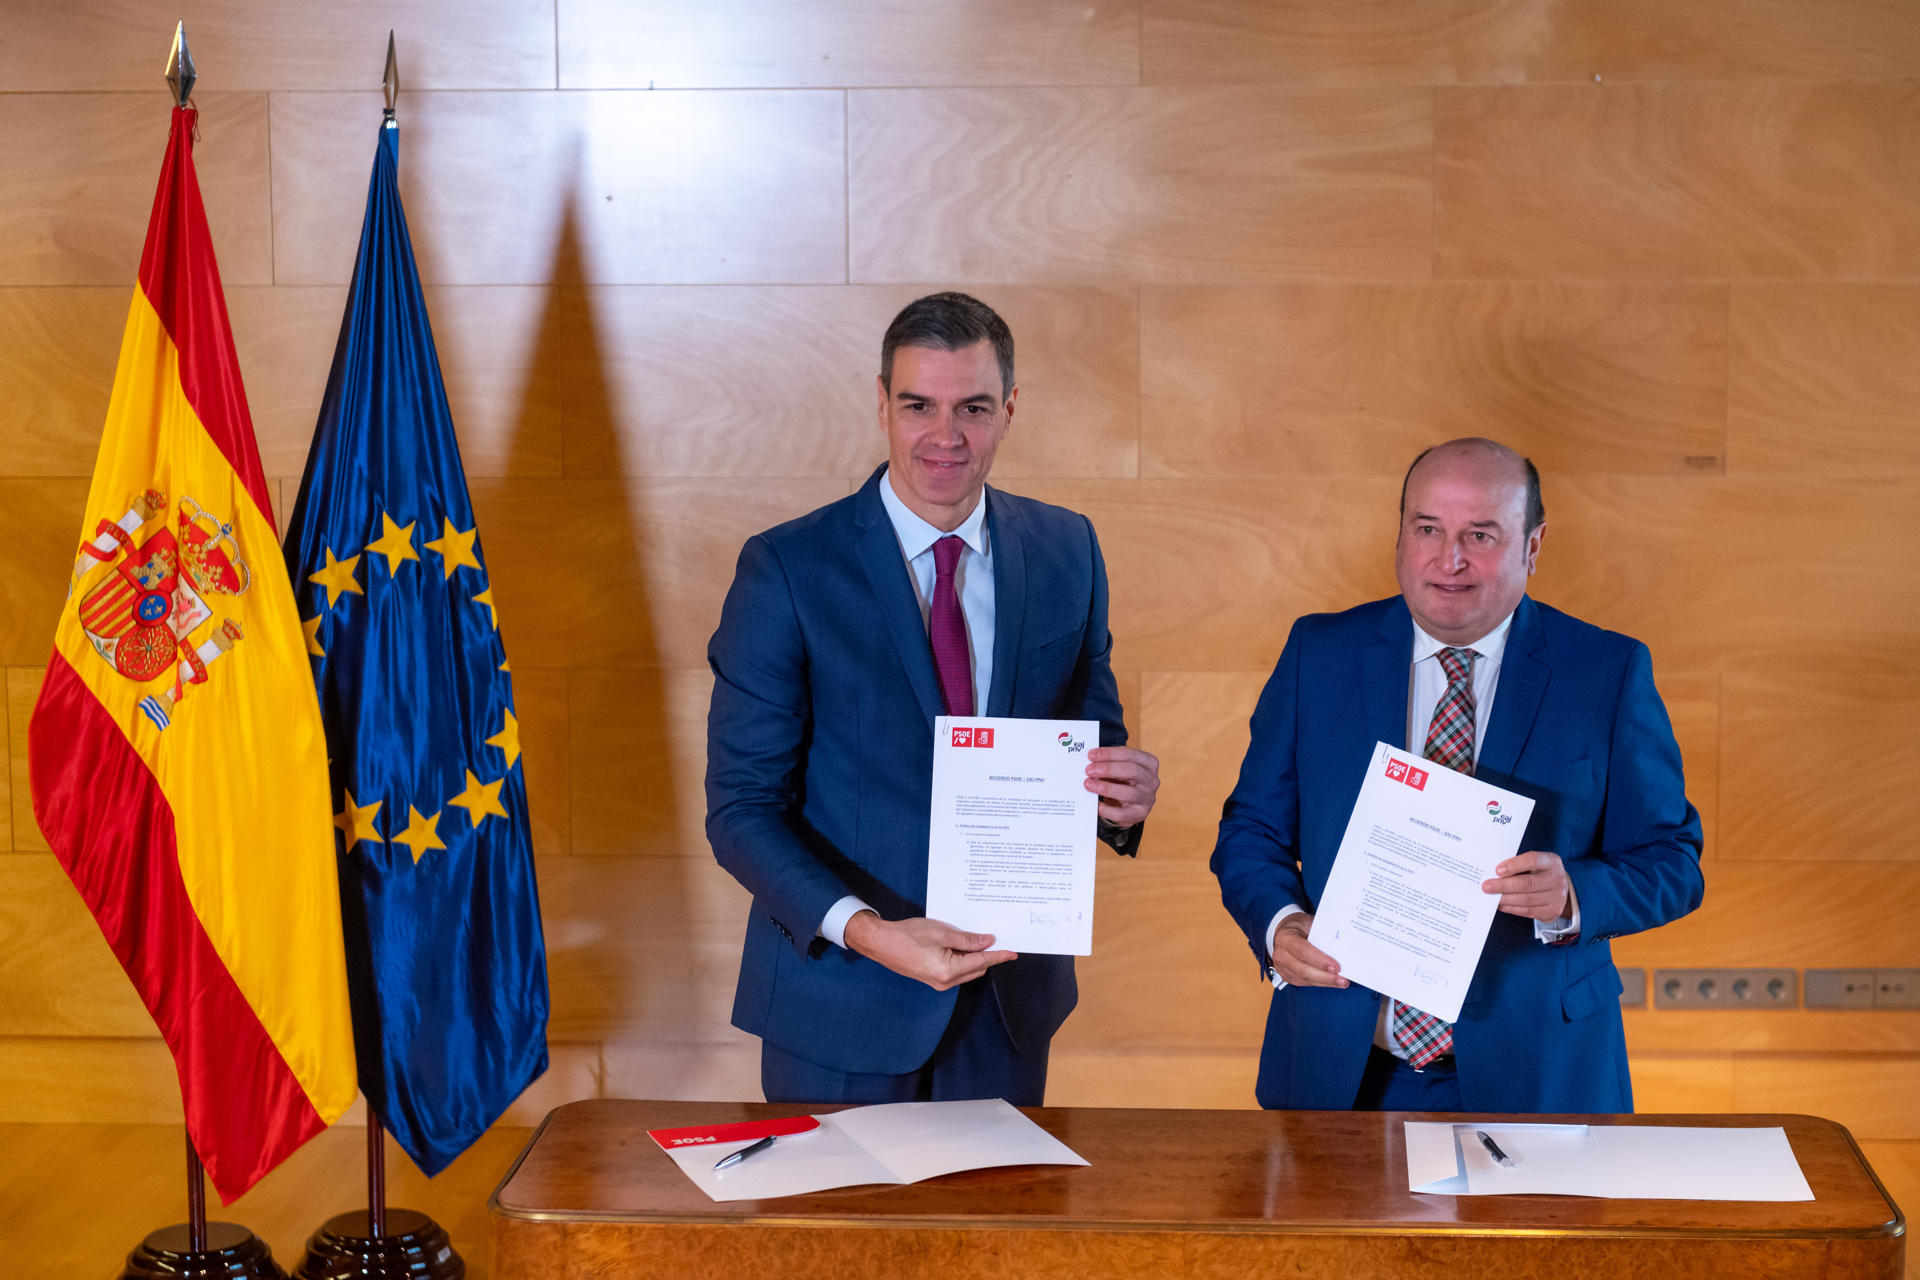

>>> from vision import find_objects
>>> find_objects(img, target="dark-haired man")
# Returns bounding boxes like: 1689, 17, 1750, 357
707, 292, 1159, 1105
1212, 437, 1702, 1113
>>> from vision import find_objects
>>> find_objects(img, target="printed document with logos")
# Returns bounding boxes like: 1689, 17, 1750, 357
925, 716, 1100, 956
650, 1099, 1089, 1202
1307, 741, 1536, 1022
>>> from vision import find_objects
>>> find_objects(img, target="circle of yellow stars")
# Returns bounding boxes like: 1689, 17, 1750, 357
304, 510, 519, 866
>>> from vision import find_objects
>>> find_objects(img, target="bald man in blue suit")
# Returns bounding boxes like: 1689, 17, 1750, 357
1212, 439, 1703, 1113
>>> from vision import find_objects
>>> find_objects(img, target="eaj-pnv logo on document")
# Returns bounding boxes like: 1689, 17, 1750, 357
1486, 800, 1511, 825
1384, 758, 1430, 790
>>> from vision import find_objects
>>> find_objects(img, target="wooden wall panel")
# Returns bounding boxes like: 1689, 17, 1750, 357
1435, 82, 1920, 279
228, 285, 564, 480
6, 670, 43, 853
1023, 478, 1404, 674
1138, 671, 1269, 862
1046, 1048, 1260, 1110
568, 668, 712, 859
1066, 858, 1283, 1050
0, 692, 10, 852
1731, 0, 1920, 80
1729, 286, 1920, 475
1144, 0, 1730, 86
1611, 863, 1920, 969
1658, 671, 1720, 859
0, 482, 89, 669
1721, 670, 1918, 862
1140, 283, 1728, 478
513, 667, 571, 858
1531, 476, 1920, 674
560, 285, 1139, 480
850, 87, 1433, 284
1628, 1055, 1736, 1113
558, 0, 1142, 89
470, 478, 847, 669
601, 1039, 762, 1103
0, 289, 127, 476
1626, 1011, 1920, 1056
538, 855, 750, 1043
0, 92, 271, 287
0, 1, 557, 91
273, 90, 847, 287
0, 856, 150, 1037
1733, 1057, 1920, 1141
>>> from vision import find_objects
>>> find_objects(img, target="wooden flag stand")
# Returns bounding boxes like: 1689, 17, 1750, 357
294, 1114, 463, 1279
121, 1133, 287, 1278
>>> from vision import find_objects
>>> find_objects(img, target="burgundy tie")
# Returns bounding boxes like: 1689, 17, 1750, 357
929, 535, 973, 717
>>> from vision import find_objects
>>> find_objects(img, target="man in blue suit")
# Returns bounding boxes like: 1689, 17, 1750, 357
707, 293, 1160, 1106
1212, 438, 1703, 1113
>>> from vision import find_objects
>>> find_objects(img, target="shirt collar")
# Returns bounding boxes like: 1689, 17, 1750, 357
1411, 608, 1515, 669
879, 465, 990, 560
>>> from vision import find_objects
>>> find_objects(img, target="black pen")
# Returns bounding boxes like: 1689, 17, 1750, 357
713, 1134, 777, 1171
1475, 1129, 1515, 1167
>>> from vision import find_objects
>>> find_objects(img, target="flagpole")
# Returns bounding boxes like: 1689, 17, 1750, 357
186, 1137, 208, 1253
367, 1112, 386, 1239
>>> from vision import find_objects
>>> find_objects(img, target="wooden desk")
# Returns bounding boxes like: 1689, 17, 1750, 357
489, 1101, 1905, 1279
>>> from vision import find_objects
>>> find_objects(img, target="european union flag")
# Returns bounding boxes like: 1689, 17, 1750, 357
284, 119, 548, 1175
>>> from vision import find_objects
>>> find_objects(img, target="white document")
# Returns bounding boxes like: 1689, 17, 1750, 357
925, 716, 1100, 956
652, 1099, 1089, 1203
1308, 742, 1536, 1022
1406, 1122, 1814, 1200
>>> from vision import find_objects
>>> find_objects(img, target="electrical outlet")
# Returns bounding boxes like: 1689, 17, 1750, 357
1653, 968, 1796, 1010
1805, 969, 1878, 1009
1617, 967, 1646, 1008
1874, 970, 1918, 1009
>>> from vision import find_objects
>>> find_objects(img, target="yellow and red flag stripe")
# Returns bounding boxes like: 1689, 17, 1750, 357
28, 106, 355, 1203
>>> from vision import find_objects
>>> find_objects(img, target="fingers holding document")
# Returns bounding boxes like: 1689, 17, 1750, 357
845, 911, 1017, 992
1085, 745, 1160, 829
1483, 850, 1572, 921
1269, 912, 1350, 989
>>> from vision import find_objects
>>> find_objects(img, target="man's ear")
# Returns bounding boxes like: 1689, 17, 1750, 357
1525, 522, 1546, 574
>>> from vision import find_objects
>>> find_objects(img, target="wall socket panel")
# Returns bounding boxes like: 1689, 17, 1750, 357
1805, 968, 1919, 1009
1617, 967, 1646, 1008
1653, 968, 1796, 1010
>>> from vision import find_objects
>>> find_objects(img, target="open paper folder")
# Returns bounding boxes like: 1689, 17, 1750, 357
1406, 1122, 1814, 1200
650, 1099, 1088, 1202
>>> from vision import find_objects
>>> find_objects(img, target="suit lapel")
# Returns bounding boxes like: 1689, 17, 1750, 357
854, 469, 946, 725
1363, 602, 1414, 751
985, 489, 1024, 718
1478, 595, 1548, 782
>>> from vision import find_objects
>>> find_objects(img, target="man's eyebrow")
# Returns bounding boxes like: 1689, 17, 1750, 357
892, 389, 999, 406
1407, 511, 1504, 529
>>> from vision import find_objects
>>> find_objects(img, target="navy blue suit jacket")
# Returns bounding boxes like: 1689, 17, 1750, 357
706, 467, 1134, 1076
1211, 596, 1703, 1112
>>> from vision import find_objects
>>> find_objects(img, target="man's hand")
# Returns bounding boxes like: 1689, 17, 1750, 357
1085, 745, 1160, 829
1483, 850, 1571, 921
843, 912, 1016, 992
1270, 912, 1348, 988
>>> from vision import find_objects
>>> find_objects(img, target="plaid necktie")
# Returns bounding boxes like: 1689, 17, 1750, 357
1390, 646, 1477, 1068
929, 535, 973, 717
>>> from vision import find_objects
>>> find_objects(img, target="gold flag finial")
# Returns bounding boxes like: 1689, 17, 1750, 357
383, 31, 399, 121
165, 21, 196, 108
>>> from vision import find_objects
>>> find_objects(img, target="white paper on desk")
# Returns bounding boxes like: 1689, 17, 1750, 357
656, 1100, 1087, 1203
926, 716, 1100, 955
1406, 1122, 1814, 1200
1308, 742, 1535, 1022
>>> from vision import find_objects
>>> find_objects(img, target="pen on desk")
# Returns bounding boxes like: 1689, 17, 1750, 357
714, 1134, 777, 1171
1475, 1130, 1515, 1167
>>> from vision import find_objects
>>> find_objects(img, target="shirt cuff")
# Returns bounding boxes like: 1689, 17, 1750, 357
1534, 878, 1582, 943
818, 895, 875, 950
1266, 904, 1308, 989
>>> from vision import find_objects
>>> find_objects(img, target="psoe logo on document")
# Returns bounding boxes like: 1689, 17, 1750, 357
1385, 758, 1428, 790
952, 727, 974, 748
952, 726, 995, 748
1056, 730, 1085, 754
1486, 800, 1511, 825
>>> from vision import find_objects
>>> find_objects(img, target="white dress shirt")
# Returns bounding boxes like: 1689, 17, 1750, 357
1263, 608, 1580, 1057
818, 468, 995, 949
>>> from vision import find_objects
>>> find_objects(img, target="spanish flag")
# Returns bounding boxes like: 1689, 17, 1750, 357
27, 106, 356, 1203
